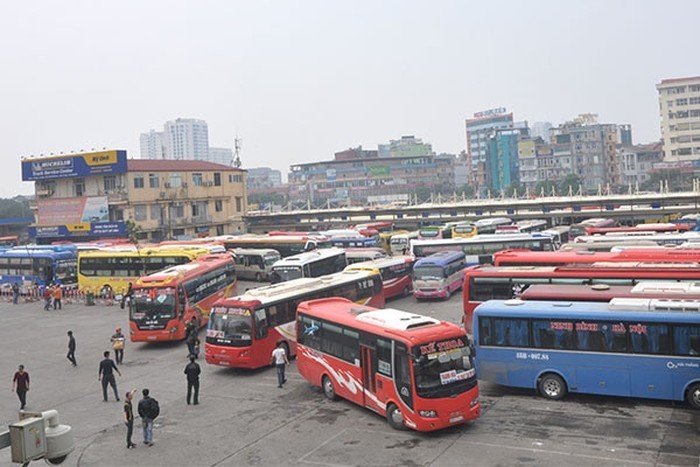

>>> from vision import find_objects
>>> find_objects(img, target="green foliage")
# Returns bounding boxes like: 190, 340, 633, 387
125, 219, 143, 246
248, 192, 287, 207
0, 197, 32, 219
640, 171, 693, 192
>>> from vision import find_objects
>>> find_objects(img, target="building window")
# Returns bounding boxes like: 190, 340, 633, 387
73, 178, 85, 197
133, 175, 144, 189
228, 173, 242, 183
134, 205, 147, 221
192, 173, 203, 186
169, 173, 182, 188
170, 203, 185, 219
235, 196, 242, 212
214, 173, 221, 186
149, 173, 159, 189
103, 175, 117, 191
173, 228, 185, 237
215, 199, 223, 212
150, 204, 162, 222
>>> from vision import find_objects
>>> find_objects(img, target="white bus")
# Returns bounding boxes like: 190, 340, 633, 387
474, 217, 512, 234
270, 248, 347, 283
344, 248, 388, 265
390, 231, 418, 256
410, 233, 556, 263
573, 231, 700, 247
233, 248, 281, 281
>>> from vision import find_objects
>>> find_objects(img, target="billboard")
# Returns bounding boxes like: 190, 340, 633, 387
29, 222, 126, 239
37, 196, 109, 226
21, 150, 127, 181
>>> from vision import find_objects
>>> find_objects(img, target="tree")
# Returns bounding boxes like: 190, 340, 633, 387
0, 197, 32, 219
558, 174, 583, 195
534, 180, 558, 196
504, 182, 526, 198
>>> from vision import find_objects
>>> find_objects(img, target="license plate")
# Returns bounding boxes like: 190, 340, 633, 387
449, 415, 464, 424
147, 336, 157, 341
218, 360, 229, 366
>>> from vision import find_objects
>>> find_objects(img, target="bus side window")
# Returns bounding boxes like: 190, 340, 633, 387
479, 318, 492, 346
254, 308, 268, 339
673, 324, 700, 356
178, 286, 186, 316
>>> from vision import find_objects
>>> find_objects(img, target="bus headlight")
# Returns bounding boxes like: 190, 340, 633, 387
419, 410, 438, 418
470, 397, 479, 407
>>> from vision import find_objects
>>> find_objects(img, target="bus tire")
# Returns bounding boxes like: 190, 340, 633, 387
687, 383, 700, 409
322, 375, 337, 401
386, 403, 406, 430
281, 341, 292, 361
255, 273, 263, 282
538, 373, 567, 400
402, 286, 410, 297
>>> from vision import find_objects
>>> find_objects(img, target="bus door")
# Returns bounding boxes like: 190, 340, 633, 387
360, 344, 381, 413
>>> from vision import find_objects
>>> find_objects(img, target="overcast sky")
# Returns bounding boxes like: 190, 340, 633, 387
1, 0, 698, 198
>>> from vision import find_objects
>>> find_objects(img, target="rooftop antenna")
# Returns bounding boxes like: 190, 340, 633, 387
233, 135, 242, 168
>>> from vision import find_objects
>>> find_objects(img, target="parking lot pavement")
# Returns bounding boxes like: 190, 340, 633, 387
1, 285, 698, 466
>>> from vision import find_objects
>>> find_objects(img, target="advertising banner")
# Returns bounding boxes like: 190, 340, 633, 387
368, 166, 390, 177
29, 221, 126, 239
37, 196, 109, 226
21, 150, 127, 181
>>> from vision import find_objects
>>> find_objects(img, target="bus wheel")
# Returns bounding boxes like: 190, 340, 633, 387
687, 383, 700, 409
386, 404, 406, 430
255, 273, 263, 282
538, 373, 567, 400
281, 341, 292, 361
322, 375, 337, 401
402, 286, 410, 297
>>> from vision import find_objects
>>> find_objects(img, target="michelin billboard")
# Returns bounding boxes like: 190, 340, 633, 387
21, 150, 127, 181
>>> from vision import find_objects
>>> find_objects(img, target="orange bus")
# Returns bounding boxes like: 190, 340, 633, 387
129, 254, 237, 342
296, 297, 481, 431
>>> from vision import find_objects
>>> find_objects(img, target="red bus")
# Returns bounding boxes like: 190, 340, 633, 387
519, 281, 700, 302
569, 218, 616, 238
462, 262, 700, 333
205, 269, 384, 369
296, 297, 480, 432
129, 254, 237, 342
345, 256, 416, 299
584, 223, 690, 236
493, 248, 700, 267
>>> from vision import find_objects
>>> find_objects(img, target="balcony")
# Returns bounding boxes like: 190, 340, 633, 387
106, 191, 129, 204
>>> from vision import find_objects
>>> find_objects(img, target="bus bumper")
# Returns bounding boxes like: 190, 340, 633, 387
205, 345, 255, 368
413, 289, 448, 299
411, 400, 481, 432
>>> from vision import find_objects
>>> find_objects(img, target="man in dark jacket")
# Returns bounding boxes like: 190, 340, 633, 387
98, 350, 121, 401
67, 330, 76, 366
185, 321, 197, 358
184, 355, 201, 405
137, 388, 158, 446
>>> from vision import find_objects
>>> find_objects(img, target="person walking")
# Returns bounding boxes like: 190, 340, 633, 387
12, 364, 30, 409
66, 330, 77, 367
43, 286, 53, 311
120, 282, 133, 310
11, 283, 19, 304
98, 350, 122, 402
111, 328, 125, 364
185, 322, 197, 358
270, 341, 289, 388
137, 388, 159, 446
184, 355, 201, 405
53, 285, 63, 310
124, 388, 137, 449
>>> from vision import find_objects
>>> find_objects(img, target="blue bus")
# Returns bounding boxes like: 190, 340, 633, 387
0, 249, 78, 287
473, 298, 700, 409
412, 250, 466, 300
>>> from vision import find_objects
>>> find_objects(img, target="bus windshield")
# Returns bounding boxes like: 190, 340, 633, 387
207, 306, 252, 346
263, 255, 279, 267
413, 266, 445, 280
271, 266, 303, 282
412, 338, 476, 398
420, 229, 439, 238
130, 288, 177, 321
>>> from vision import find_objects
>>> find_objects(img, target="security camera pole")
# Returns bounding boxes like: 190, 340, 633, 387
0, 409, 74, 465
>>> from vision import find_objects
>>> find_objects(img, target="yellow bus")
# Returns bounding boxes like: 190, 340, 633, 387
77, 247, 210, 295
451, 222, 478, 239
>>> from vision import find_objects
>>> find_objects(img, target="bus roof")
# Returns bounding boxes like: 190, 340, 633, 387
219, 269, 379, 306
415, 250, 464, 267
78, 247, 208, 258
298, 297, 464, 343
271, 248, 344, 268
345, 255, 414, 272
0, 249, 75, 259
474, 298, 700, 322
492, 248, 700, 266
413, 232, 551, 246
134, 254, 233, 287
231, 248, 280, 256
519, 282, 700, 301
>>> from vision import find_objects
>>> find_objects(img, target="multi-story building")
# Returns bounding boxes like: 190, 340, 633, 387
530, 122, 553, 143
22, 150, 246, 243
549, 114, 622, 192
465, 109, 514, 190
618, 142, 663, 187
518, 137, 575, 192
162, 118, 210, 161
140, 130, 165, 159
247, 167, 283, 191
208, 147, 233, 166
378, 136, 433, 158
657, 76, 700, 162
288, 149, 455, 206
486, 124, 528, 193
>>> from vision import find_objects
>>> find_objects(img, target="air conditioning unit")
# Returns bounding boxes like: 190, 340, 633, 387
164, 182, 171, 188
182, 182, 188, 189
159, 192, 166, 198
204, 181, 214, 187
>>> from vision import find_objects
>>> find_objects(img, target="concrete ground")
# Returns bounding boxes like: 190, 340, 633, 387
1, 281, 698, 467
